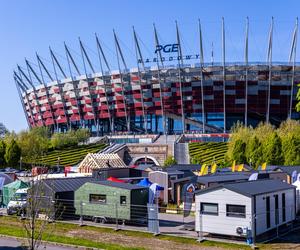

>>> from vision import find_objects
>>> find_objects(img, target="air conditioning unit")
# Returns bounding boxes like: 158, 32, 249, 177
236, 226, 248, 236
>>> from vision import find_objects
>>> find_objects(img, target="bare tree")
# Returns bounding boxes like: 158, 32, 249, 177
21, 176, 58, 250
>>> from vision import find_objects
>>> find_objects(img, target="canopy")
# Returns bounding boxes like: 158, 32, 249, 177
2, 180, 29, 206
107, 176, 126, 183
137, 178, 152, 187
0, 173, 13, 190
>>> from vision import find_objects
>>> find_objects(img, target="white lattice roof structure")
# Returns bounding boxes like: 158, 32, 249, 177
78, 153, 126, 173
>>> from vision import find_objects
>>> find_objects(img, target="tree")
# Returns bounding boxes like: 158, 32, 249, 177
75, 128, 90, 144
164, 156, 177, 167
232, 139, 247, 164
5, 139, 21, 167
0, 123, 8, 138
246, 136, 263, 169
0, 140, 6, 167
263, 132, 284, 165
18, 127, 50, 163
282, 135, 300, 165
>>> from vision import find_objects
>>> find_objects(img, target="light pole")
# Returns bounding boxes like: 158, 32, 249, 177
19, 156, 22, 171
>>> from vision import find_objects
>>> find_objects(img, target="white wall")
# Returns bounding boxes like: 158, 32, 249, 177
255, 189, 295, 235
195, 187, 296, 237
195, 188, 252, 236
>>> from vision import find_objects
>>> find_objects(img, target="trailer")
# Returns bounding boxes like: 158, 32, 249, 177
74, 181, 148, 224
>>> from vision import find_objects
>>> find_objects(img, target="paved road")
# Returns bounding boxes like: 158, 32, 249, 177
0, 236, 84, 250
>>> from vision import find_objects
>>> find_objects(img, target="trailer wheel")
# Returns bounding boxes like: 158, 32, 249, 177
99, 218, 106, 224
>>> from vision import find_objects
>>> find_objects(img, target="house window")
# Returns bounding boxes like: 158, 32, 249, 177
120, 196, 126, 205
226, 204, 246, 218
200, 203, 218, 215
282, 193, 286, 222
266, 196, 271, 228
274, 194, 279, 225
89, 194, 106, 204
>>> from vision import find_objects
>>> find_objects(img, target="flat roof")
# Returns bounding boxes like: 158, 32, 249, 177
195, 179, 295, 197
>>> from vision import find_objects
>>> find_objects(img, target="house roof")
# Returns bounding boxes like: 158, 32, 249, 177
42, 177, 95, 193
195, 179, 295, 197
88, 180, 148, 190
196, 173, 251, 185
165, 164, 200, 172
273, 166, 300, 176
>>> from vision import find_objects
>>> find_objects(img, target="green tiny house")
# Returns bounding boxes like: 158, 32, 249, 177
74, 181, 148, 222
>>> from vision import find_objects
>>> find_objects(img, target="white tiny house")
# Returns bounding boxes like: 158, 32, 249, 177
195, 179, 296, 238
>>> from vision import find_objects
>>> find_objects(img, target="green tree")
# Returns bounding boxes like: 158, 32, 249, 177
17, 127, 49, 163
0, 140, 6, 167
282, 135, 300, 165
5, 139, 21, 167
75, 128, 90, 143
0, 123, 8, 138
246, 136, 263, 169
232, 139, 247, 164
164, 156, 177, 167
263, 132, 284, 165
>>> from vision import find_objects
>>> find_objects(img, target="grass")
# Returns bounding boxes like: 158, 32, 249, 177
0, 216, 252, 250
189, 142, 228, 165
24, 143, 107, 167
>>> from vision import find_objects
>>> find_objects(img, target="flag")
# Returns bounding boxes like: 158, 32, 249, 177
292, 170, 297, 183
231, 160, 236, 172
237, 164, 244, 172
211, 163, 217, 174
248, 173, 258, 181
199, 164, 207, 176
183, 183, 195, 217
261, 162, 267, 171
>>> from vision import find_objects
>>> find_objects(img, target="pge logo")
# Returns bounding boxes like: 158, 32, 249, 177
155, 44, 179, 54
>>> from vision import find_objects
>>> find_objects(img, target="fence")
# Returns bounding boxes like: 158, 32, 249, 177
0, 195, 299, 246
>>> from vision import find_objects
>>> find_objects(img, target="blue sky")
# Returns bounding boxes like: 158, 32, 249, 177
0, 0, 299, 132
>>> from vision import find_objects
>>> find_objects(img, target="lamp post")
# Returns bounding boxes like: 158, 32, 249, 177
19, 156, 22, 171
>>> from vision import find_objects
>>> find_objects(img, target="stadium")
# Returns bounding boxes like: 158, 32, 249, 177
13, 21, 300, 135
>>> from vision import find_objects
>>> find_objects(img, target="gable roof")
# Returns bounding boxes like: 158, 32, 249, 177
195, 179, 295, 197
88, 180, 148, 190
273, 166, 300, 176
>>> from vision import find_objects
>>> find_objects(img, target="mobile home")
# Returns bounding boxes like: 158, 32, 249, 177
195, 179, 296, 238
74, 181, 148, 223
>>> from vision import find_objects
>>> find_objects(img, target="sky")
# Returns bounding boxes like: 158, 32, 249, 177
0, 0, 299, 132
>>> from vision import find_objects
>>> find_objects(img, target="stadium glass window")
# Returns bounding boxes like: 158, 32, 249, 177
89, 194, 106, 204
226, 204, 246, 218
120, 196, 126, 205
200, 203, 218, 215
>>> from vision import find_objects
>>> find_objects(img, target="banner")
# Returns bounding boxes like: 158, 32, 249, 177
183, 183, 195, 217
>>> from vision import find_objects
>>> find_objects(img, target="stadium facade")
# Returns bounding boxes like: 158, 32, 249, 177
13, 20, 300, 135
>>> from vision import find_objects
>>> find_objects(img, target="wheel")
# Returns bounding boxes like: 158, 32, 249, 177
99, 218, 106, 224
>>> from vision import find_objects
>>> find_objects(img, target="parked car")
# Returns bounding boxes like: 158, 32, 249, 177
7, 188, 28, 215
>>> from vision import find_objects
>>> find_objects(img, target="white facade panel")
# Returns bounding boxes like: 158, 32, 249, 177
195, 188, 252, 236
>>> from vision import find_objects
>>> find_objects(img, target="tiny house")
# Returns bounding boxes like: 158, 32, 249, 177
195, 179, 296, 238
74, 181, 148, 223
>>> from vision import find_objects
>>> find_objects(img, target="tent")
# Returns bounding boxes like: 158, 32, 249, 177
137, 178, 152, 187
0, 173, 13, 190
2, 180, 29, 206
107, 176, 126, 183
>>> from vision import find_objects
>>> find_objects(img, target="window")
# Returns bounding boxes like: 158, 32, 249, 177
200, 203, 218, 215
120, 196, 126, 205
226, 204, 246, 218
274, 194, 279, 225
89, 194, 106, 204
282, 193, 286, 222
266, 196, 271, 228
